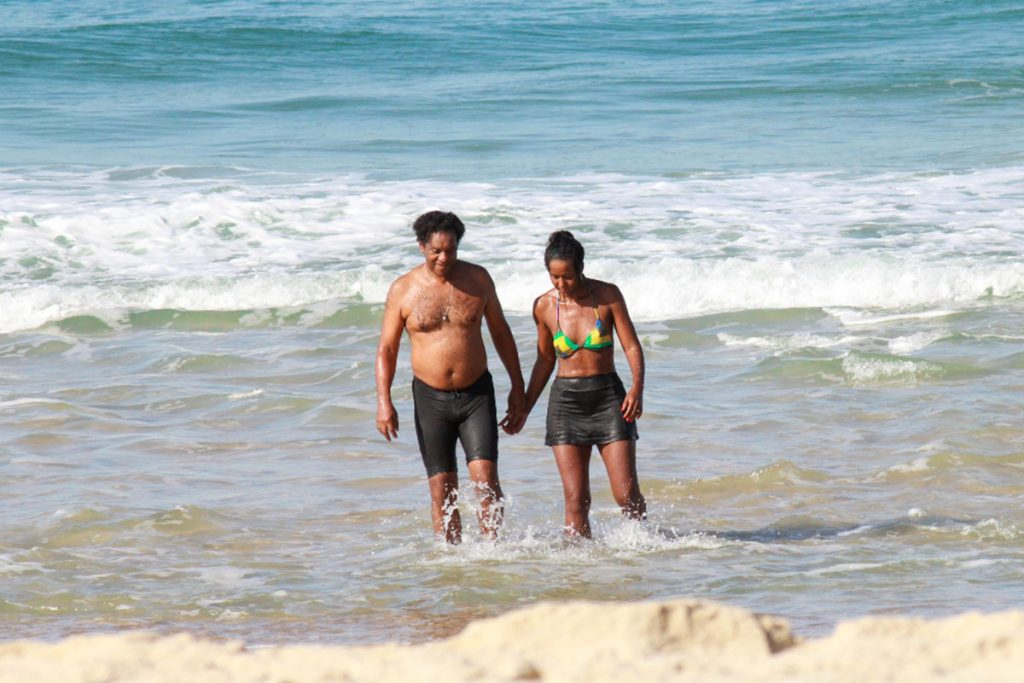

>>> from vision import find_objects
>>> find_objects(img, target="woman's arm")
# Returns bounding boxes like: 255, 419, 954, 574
522, 295, 558, 423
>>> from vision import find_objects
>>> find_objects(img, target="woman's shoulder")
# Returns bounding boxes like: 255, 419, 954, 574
533, 288, 558, 310
587, 278, 623, 304
533, 289, 560, 322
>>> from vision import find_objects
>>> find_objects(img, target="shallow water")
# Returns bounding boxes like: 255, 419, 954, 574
3, 297, 1024, 644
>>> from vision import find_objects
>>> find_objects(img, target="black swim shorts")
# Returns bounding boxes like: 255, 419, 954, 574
545, 372, 638, 447
412, 370, 499, 477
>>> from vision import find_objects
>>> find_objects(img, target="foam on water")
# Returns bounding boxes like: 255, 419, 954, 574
718, 332, 861, 353
4, 168, 1024, 333
804, 562, 885, 576
840, 353, 944, 385
888, 331, 948, 355
422, 517, 726, 566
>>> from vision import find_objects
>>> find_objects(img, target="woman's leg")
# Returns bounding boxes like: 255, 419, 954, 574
552, 444, 594, 538
597, 439, 646, 521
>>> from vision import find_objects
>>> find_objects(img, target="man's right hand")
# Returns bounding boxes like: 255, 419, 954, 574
377, 403, 399, 441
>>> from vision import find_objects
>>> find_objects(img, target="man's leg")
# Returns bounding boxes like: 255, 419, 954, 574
427, 471, 462, 544
552, 444, 594, 538
413, 378, 462, 544
466, 459, 503, 538
458, 372, 503, 538
597, 439, 646, 521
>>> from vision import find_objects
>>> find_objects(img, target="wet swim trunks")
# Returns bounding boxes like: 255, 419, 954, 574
412, 370, 499, 477
545, 372, 638, 447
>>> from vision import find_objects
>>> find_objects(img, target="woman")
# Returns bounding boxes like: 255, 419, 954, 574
522, 230, 647, 538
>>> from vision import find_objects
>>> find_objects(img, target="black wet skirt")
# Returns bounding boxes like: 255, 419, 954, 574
545, 372, 638, 447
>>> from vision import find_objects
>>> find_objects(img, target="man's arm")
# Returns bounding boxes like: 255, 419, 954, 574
481, 271, 526, 434
375, 280, 406, 441
608, 284, 645, 423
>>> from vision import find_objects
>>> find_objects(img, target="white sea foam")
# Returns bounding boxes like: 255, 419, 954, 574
4, 168, 1024, 332
0, 397, 67, 409
0, 555, 44, 576
841, 354, 942, 384
197, 566, 266, 589
718, 332, 859, 352
805, 562, 883, 576
883, 457, 933, 475
228, 389, 264, 400
888, 331, 947, 354
826, 308, 958, 328
959, 559, 998, 569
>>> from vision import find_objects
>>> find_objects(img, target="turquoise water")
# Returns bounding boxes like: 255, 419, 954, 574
2, 0, 1024, 646
4, 1, 1023, 175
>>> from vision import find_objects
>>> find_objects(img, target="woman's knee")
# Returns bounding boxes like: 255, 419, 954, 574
609, 478, 634, 503
620, 490, 646, 519
564, 492, 591, 515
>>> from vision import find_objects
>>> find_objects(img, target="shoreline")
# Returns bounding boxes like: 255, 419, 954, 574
2, 598, 1022, 682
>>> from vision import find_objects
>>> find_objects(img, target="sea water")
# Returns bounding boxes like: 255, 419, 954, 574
2, 0, 1024, 645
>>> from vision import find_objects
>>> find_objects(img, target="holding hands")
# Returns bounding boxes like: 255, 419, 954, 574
500, 388, 528, 434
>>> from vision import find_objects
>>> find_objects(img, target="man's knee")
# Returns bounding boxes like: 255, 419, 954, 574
467, 457, 499, 481
428, 471, 459, 501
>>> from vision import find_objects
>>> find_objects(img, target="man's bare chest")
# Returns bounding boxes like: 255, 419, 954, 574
406, 287, 484, 332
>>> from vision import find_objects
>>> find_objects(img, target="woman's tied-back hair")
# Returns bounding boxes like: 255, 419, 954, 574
413, 211, 465, 245
544, 230, 584, 274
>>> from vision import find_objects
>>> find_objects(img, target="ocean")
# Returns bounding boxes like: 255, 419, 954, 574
2, 0, 1024, 645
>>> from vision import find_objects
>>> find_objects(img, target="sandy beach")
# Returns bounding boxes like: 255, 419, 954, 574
2, 598, 1022, 682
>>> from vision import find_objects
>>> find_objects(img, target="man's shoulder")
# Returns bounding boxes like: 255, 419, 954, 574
387, 268, 421, 298
396, 264, 428, 284
457, 260, 490, 276
456, 261, 494, 287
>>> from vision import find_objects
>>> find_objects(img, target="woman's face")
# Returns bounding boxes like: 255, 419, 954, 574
547, 258, 580, 296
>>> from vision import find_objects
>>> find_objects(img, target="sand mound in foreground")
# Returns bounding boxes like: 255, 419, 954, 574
2, 598, 1023, 682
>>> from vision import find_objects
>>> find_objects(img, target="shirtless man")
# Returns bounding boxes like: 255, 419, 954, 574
375, 211, 526, 544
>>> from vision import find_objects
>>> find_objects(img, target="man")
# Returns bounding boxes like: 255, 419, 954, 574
375, 211, 526, 544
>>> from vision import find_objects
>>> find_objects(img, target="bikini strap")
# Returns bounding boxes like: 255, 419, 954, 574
587, 282, 600, 320
555, 290, 562, 330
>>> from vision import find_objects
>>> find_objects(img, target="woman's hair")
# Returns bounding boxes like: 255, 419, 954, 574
544, 230, 584, 273
413, 211, 465, 245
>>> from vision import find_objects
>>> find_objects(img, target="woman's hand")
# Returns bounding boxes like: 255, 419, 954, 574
621, 386, 643, 422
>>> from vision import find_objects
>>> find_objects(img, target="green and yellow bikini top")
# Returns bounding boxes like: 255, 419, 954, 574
552, 289, 613, 359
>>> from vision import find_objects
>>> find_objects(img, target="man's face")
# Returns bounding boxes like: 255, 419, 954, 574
419, 230, 458, 277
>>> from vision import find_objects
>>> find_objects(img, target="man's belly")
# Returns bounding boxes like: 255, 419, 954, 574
410, 339, 489, 391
